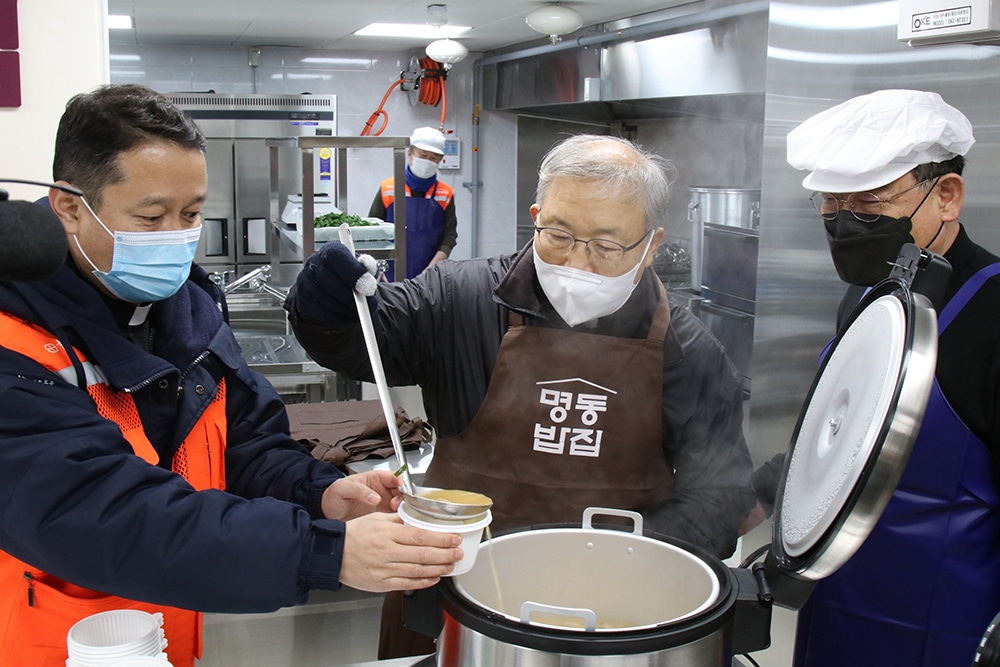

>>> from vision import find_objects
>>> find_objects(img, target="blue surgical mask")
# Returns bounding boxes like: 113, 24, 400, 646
74, 198, 201, 303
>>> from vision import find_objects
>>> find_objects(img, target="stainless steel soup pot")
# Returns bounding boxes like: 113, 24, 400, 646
435, 508, 741, 667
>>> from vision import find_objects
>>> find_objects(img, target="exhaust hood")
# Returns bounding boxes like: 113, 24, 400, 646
484, 4, 768, 121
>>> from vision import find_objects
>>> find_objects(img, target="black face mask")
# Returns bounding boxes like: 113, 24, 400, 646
824, 212, 913, 286
823, 176, 941, 286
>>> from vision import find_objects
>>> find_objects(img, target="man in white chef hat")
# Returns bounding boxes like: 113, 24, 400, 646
788, 88, 974, 285
786, 90, 1000, 667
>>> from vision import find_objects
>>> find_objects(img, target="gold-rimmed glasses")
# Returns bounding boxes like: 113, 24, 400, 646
809, 179, 933, 223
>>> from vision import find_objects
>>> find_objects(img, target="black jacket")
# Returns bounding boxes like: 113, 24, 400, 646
288, 244, 755, 558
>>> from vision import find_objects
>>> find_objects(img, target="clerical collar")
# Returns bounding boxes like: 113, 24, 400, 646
128, 303, 152, 326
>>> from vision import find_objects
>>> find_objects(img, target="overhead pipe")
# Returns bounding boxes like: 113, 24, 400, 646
467, 68, 483, 260
478, 0, 768, 68
466, 0, 770, 256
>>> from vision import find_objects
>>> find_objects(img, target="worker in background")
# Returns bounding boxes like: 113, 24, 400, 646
369, 126, 457, 279
0, 84, 463, 667
785, 89, 1000, 667
287, 133, 755, 658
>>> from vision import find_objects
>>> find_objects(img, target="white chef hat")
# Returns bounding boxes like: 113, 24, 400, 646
409, 126, 446, 155
786, 89, 975, 193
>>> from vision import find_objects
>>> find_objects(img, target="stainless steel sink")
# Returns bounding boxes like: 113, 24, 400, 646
226, 290, 291, 333
234, 333, 302, 365
226, 297, 359, 402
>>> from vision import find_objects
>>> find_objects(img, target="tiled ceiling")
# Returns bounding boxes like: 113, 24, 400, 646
107, 1, 700, 53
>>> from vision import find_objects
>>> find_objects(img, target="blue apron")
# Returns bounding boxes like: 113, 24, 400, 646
385, 183, 445, 280
794, 263, 1000, 667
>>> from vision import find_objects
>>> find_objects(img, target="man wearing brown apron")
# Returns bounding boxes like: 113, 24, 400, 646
287, 134, 756, 659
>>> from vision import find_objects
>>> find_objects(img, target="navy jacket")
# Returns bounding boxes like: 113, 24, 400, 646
0, 257, 347, 613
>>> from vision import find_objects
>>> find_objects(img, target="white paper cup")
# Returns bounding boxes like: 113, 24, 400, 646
102, 656, 173, 666
398, 501, 493, 575
67, 610, 165, 664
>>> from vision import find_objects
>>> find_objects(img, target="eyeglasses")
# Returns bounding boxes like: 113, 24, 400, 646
809, 179, 933, 223
534, 225, 650, 270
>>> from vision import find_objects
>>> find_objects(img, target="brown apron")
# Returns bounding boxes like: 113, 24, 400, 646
379, 279, 676, 659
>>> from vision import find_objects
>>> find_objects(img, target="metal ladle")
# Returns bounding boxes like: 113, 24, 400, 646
337, 225, 492, 521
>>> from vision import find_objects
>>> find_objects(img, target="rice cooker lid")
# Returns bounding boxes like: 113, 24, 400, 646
771, 277, 938, 581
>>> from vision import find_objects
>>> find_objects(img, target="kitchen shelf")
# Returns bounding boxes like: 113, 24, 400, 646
266, 135, 410, 278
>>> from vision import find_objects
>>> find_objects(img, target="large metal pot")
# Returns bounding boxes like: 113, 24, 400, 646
436, 508, 739, 666
687, 187, 761, 230
687, 186, 760, 291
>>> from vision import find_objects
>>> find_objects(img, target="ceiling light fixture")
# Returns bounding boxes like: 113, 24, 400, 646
426, 38, 468, 64
525, 3, 583, 45
107, 14, 133, 30
422, 5, 468, 66
354, 23, 470, 38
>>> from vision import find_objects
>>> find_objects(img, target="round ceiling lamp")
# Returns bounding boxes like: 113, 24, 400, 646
525, 3, 583, 45
426, 38, 469, 64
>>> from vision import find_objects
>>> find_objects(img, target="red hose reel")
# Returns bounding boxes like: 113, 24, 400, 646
361, 56, 449, 136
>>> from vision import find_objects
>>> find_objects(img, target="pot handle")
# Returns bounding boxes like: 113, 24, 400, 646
519, 601, 598, 632
582, 507, 643, 535
749, 200, 760, 230
687, 201, 700, 222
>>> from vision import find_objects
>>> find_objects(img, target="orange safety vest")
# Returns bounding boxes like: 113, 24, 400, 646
0, 311, 228, 667
379, 177, 454, 211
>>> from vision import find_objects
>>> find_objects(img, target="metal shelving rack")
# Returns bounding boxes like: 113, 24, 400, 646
267, 135, 409, 278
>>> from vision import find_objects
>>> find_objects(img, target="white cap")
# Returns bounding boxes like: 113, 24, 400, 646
786, 89, 975, 193
409, 126, 446, 155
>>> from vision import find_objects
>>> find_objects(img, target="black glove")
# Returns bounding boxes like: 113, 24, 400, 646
292, 242, 378, 327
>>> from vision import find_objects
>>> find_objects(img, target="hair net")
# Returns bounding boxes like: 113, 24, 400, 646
786, 89, 975, 192
409, 126, 446, 155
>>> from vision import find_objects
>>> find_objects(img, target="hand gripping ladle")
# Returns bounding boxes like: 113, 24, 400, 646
337, 224, 492, 521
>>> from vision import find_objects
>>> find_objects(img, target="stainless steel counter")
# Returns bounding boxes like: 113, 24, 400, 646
335, 652, 758, 666
198, 588, 386, 666
336, 656, 433, 667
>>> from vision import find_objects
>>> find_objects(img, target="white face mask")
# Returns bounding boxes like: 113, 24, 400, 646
532, 234, 653, 327
409, 157, 439, 180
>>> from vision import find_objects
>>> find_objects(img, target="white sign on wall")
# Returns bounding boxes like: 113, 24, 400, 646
440, 137, 460, 170
899, 0, 1000, 45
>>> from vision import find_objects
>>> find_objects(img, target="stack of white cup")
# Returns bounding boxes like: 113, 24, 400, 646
66, 609, 171, 667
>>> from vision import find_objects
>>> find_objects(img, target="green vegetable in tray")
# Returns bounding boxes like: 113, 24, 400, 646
314, 212, 379, 228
